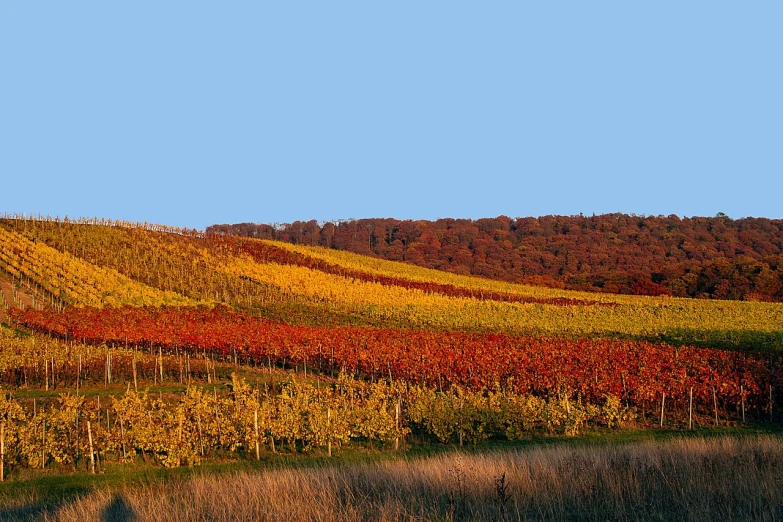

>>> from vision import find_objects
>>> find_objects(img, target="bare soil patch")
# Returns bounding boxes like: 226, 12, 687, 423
0, 275, 37, 323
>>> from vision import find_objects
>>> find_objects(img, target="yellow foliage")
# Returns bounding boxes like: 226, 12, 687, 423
0, 228, 192, 308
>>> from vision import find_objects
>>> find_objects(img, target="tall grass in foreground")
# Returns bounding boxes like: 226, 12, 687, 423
30, 436, 783, 521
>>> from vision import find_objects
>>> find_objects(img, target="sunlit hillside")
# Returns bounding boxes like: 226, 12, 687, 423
0, 215, 780, 499
1, 217, 782, 350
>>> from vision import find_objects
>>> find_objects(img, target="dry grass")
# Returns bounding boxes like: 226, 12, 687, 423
24, 435, 783, 521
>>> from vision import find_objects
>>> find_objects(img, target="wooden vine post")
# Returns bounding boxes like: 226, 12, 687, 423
688, 387, 693, 430
0, 421, 5, 482
770, 385, 774, 422
394, 396, 401, 451
41, 419, 46, 469
659, 393, 666, 428
87, 420, 95, 474
133, 349, 138, 392
254, 408, 260, 460
197, 411, 204, 458
119, 415, 127, 461
327, 407, 332, 457
213, 388, 222, 445
459, 397, 464, 447
712, 387, 719, 426
740, 384, 745, 424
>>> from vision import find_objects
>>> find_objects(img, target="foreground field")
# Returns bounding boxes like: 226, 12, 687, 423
4, 435, 780, 522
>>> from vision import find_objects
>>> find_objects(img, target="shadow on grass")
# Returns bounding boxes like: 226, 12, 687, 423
0, 482, 91, 522
0, 489, 136, 522
100, 494, 137, 522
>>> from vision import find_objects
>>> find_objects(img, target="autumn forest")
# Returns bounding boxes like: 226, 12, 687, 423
210, 213, 783, 301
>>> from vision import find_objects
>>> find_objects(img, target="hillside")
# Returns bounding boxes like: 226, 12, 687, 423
209, 214, 783, 301
0, 215, 780, 485
2, 216, 782, 350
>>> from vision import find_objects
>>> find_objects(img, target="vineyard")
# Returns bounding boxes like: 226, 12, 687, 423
0, 216, 781, 479
0, 227, 192, 310
8, 306, 778, 414
2, 217, 782, 348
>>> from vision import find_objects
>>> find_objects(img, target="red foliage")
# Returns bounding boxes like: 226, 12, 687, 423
630, 279, 672, 297
11, 306, 777, 413
209, 214, 783, 301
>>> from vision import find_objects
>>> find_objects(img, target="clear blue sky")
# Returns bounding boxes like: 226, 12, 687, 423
2, 3, 781, 230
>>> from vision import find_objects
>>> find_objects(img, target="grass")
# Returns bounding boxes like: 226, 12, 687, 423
2, 431, 780, 521
1, 425, 779, 521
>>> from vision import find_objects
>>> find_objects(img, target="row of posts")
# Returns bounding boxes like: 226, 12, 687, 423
657, 384, 768, 429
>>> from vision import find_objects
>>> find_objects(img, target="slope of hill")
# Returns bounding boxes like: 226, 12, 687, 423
209, 214, 783, 301
0, 216, 780, 483
2, 217, 782, 350
0, 226, 192, 309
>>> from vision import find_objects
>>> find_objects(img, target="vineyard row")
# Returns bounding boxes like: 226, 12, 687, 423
215, 235, 610, 307
9, 306, 780, 417
0, 373, 732, 478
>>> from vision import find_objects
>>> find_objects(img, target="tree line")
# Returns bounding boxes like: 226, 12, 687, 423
209, 213, 783, 301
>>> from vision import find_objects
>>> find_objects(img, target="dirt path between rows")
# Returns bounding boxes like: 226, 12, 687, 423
0, 275, 36, 324
0, 279, 11, 324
